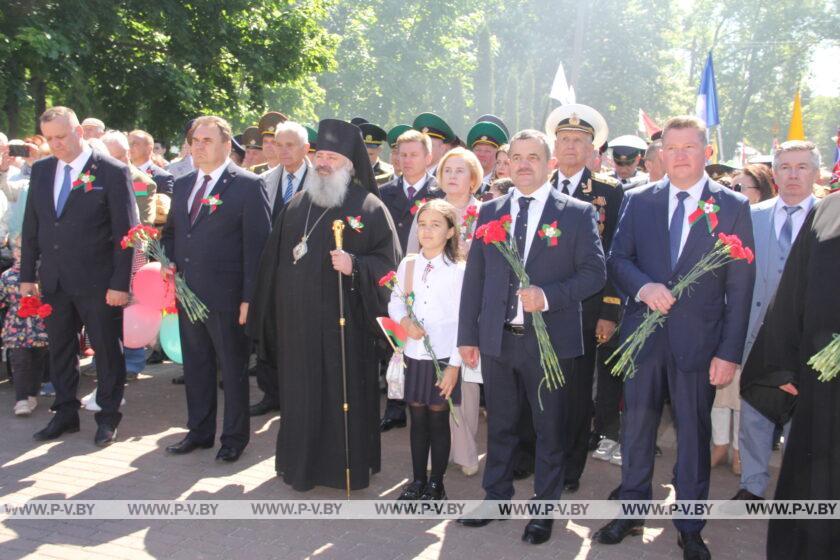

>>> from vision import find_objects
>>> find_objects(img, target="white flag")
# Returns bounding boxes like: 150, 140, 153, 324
549, 63, 572, 104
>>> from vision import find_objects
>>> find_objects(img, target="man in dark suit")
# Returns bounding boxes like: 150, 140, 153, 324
21, 106, 137, 447
249, 120, 312, 416
457, 129, 606, 545
162, 116, 270, 463
593, 116, 755, 560
128, 130, 174, 195
377, 128, 442, 431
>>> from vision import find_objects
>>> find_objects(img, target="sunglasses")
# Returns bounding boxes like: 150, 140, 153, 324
732, 183, 759, 193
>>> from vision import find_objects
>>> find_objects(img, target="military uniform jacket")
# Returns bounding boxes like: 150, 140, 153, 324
551, 167, 624, 325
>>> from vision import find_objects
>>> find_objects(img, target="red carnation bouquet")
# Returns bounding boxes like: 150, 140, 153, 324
608, 233, 754, 380
461, 205, 479, 240
474, 215, 564, 409
121, 225, 208, 323
18, 296, 52, 319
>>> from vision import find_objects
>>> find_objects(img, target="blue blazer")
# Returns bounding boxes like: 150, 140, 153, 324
162, 163, 270, 312
608, 179, 755, 371
458, 187, 607, 359
379, 175, 441, 252
146, 163, 174, 196
21, 150, 137, 295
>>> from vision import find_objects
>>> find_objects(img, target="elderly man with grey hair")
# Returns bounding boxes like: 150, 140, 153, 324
81, 118, 106, 140
735, 140, 820, 501
249, 120, 312, 417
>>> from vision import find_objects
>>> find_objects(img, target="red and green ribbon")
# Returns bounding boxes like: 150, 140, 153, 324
537, 221, 562, 246
688, 196, 720, 233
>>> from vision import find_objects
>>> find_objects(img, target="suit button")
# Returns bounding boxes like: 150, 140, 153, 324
756, 302, 761, 307
54, 245, 59, 250
398, 222, 403, 227
184, 257, 190, 263
187, 234, 191, 239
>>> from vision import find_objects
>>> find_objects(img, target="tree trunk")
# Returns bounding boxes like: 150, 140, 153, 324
31, 76, 47, 133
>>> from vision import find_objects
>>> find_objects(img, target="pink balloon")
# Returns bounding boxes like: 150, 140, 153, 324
132, 262, 169, 309
123, 303, 162, 348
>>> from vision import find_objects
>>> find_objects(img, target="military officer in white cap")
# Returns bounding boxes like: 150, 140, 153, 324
608, 134, 649, 190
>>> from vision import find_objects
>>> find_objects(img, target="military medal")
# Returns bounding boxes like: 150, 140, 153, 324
293, 201, 330, 265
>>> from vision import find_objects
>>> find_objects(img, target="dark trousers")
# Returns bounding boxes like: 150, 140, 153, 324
10, 347, 48, 400
179, 309, 250, 449
594, 341, 623, 441
619, 333, 715, 533
255, 357, 280, 407
563, 325, 596, 483
42, 289, 126, 427
481, 330, 572, 500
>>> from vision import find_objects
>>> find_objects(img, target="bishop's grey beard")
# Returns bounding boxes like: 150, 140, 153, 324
305, 165, 352, 208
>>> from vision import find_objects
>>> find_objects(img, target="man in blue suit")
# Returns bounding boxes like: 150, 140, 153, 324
21, 106, 137, 447
162, 116, 270, 463
128, 130, 174, 195
458, 129, 606, 545
736, 140, 819, 500
594, 116, 755, 560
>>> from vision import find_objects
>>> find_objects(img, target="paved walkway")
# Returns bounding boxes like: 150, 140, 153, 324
0, 362, 778, 559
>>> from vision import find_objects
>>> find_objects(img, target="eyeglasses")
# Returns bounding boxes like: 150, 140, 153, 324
732, 183, 759, 193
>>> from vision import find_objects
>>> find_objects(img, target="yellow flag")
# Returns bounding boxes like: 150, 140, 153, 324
787, 91, 805, 141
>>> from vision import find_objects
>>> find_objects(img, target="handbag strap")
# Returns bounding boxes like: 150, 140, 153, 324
403, 254, 417, 294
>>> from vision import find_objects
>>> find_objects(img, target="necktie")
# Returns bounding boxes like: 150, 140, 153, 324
561, 179, 571, 196
506, 196, 533, 322
669, 191, 690, 268
283, 172, 295, 203
778, 205, 801, 253
407, 185, 417, 201
190, 174, 211, 225
55, 164, 73, 216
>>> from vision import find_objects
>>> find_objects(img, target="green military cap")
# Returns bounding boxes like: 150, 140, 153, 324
387, 124, 412, 148
358, 123, 387, 147
241, 126, 263, 150
412, 112, 456, 143
305, 125, 318, 153
350, 117, 369, 126
258, 111, 288, 137
467, 121, 509, 149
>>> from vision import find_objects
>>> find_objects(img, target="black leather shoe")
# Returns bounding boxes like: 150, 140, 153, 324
588, 431, 603, 451
513, 467, 533, 480
171, 375, 185, 385
420, 481, 447, 500
654, 444, 663, 456
250, 399, 281, 417
166, 437, 213, 454
397, 480, 426, 500
33, 414, 80, 441
522, 519, 553, 545
380, 417, 406, 432
458, 517, 493, 527
607, 485, 621, 500
216, 446, 242, 462
678, 531, 711, 560
731, 488, 763, 500
94, 425, 117, 447
592, 518, 644, 544
564, 480, 580, 493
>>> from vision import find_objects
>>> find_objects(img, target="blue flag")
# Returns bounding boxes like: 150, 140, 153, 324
695, 52, 720, 127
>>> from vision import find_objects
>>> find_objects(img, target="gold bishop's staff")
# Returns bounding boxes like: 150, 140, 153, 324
332, 219, 352, 498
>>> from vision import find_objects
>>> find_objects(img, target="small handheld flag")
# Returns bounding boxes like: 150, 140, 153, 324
376, 317, 408, 352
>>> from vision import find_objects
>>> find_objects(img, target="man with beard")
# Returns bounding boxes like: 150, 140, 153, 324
248, 119, 400, 491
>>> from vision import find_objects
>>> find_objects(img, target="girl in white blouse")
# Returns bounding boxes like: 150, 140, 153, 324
388, 199, 465, 501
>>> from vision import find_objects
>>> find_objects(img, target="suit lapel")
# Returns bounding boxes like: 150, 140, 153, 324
191, 164, 237, 229
60, 152, 97, 218
672, 180, 715, 275
651, 181, 671, 269
41, 158, 59, 220
526, 190, 566, 268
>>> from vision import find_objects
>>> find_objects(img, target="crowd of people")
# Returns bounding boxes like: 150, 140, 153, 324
1, 102, 838, 559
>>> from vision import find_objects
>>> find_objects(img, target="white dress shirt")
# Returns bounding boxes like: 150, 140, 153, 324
403, 173, 431, 200
279, 161, 307, 203
668, 173, 708, 259
388, 251, 465, 367
554, 167, 586, 196
509, 181, 552, 323
772, 194, 815, 241
53, 144, 93, 207
188, 159, 230, 209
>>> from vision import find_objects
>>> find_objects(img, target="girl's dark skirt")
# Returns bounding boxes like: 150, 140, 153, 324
404, 355, 461, 407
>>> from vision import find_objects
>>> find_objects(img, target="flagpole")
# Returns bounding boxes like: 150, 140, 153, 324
332, 219, 352, 498
716, 125, 725, 162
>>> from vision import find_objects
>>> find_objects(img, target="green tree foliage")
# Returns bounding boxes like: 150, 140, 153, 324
0, 0, 336, 144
